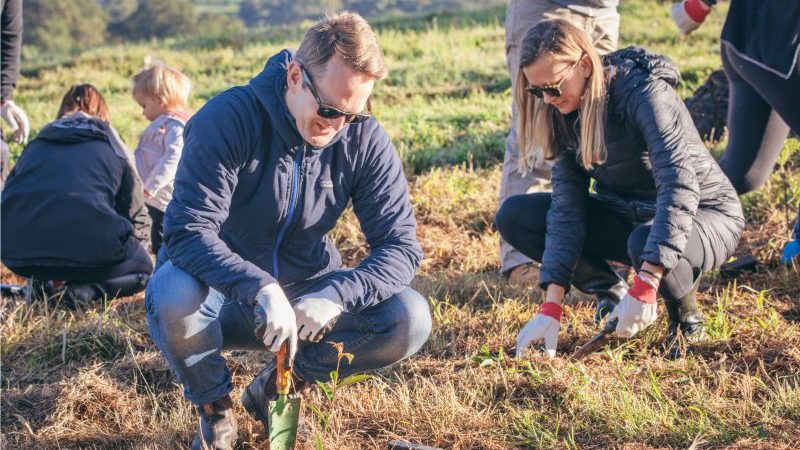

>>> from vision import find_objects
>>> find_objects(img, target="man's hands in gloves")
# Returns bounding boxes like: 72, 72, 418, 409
1, 100, 30, 144
293, 286, 344, 342
605, 274, 658, 338
516, 301, 563, 358
254, 283, 297, 361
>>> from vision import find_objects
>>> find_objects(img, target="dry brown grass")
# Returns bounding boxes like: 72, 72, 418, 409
2, 2, 800, 447
2, 164, 799, 449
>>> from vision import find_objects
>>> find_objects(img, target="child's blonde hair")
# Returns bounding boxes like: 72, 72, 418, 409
132, 62, 191, 110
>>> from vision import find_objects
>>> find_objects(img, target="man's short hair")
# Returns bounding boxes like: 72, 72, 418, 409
296, 11, 387, 80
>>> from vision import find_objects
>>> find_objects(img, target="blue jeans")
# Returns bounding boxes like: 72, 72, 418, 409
145, 261, 432, 405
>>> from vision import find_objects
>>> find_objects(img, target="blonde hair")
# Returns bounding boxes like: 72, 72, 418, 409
296, 11, 387, 80
515, 19, 607, 171
132, 62, 192, 110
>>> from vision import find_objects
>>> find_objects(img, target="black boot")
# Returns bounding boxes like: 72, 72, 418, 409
23, 278, 61, 304
240, 360, 278, 431
664, 277, 705, 360
61, 272, 150, 307
61, 282, 103, 308
96, 272, 150, 298
240, 359, 310, 431
594, 296, 620, 324
190, 394, 237, 450
571, 255, 628, 323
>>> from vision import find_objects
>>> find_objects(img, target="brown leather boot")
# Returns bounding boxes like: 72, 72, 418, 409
190, 394, 237, 450
506, 262, 541, 288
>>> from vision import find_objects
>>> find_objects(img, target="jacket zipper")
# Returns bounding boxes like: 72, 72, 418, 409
272, 146, 303, 279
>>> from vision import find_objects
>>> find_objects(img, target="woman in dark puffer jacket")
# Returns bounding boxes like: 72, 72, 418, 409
495, 19, 744, 359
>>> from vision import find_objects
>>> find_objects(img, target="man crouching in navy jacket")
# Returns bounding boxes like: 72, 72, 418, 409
145, 12, 431, 449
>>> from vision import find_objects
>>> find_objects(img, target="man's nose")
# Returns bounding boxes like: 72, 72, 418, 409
326, 115, 347, 130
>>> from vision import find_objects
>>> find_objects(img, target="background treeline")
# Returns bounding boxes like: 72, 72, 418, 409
24, 0, 503, 55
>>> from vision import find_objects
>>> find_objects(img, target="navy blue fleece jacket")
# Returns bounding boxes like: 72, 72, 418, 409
161, 50, 422, 310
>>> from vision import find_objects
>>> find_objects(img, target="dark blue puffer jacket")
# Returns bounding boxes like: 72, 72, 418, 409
540, 47, 745, 289
161, 50, 422, 310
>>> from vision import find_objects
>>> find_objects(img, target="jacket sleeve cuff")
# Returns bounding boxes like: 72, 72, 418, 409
1, 86, 13, 102
640, 250, 677, 272
538, 272, 572, 294
298, 285, 344, 308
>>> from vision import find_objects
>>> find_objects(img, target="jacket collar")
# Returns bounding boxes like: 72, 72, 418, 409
248, 49, 350, 154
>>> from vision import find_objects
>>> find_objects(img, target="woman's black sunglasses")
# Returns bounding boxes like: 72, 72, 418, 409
299, 63, 372, 124
525, 58, 582, 99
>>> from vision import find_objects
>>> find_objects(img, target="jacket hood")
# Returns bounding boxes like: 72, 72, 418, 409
247, 49, 349, 151
604, 47, 681, 118
36, 112, 130, 160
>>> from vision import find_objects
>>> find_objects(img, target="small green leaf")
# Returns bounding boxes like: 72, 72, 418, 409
337, 374, 372, 390
316, 380, 334, 401
342, 352, 355, 365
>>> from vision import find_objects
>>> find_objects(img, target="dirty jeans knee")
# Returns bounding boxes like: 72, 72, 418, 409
145, 261, 233, 405
293, 287, 432, 384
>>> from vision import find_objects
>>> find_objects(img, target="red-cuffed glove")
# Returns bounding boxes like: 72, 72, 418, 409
671, 0, 713, 35
604, 275, 658, 338
516, 302, 562, 358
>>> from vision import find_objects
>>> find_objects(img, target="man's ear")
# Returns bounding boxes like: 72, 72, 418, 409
286, 61, 302, 89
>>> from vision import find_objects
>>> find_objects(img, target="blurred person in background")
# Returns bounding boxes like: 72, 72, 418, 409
1, 0, 30, 188
1, 84, 152, 307
671, 0, 800, 264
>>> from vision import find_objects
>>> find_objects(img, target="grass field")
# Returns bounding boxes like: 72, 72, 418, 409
2, 1, 799, 449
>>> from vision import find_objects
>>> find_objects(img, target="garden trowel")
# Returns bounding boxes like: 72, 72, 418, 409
268, 342, 302, 450
570, 319, 619, 360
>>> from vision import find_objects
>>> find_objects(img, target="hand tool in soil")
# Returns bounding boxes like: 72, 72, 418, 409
268, 342, 302, 450
571, 319, 620, 360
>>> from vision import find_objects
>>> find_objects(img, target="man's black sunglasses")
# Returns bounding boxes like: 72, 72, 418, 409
525, 58, 582, 99
299, 63, 372, 124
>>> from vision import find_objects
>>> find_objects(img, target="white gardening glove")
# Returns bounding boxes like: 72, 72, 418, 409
516, 302, 562, 358
254, 283, 298, 361
293, 285, 344, 342
671, 0, 712, 35
604, 275, 659, 338
1, 100, 30, 144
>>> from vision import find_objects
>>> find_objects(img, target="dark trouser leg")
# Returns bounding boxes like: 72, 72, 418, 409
626, 224, 707, 328
146, 205, 165, 256
496, 192, 631, 303
719, 45, 792, 195
10, 242, 153, 303
627, 223, 714, 358
719, 43, 800, 248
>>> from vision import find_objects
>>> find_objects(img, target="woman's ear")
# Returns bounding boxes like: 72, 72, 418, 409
580, 53, 593, 79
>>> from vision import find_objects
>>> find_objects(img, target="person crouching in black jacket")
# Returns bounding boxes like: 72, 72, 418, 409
495, 19, 745, 359
1, 84, 153, 306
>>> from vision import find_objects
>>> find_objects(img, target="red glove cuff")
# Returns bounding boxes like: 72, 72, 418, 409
684, 0, 711, 23
629, 275, 658, 304
539, 302, 563, 321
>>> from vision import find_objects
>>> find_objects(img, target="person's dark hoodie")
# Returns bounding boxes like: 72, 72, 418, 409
2, 113, 151, 269
161, 50, 422, 310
